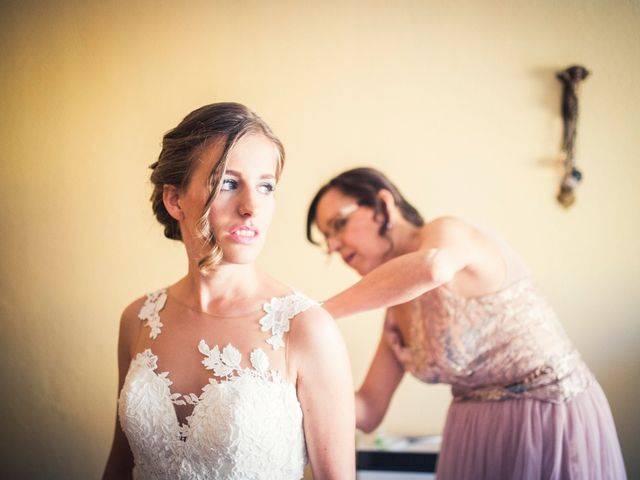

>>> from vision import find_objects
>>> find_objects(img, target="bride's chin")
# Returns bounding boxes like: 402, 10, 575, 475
222, 249, 264, 265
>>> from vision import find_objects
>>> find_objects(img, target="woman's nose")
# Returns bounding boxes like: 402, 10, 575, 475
238, 191, 257, 217
326, 235, 342, 253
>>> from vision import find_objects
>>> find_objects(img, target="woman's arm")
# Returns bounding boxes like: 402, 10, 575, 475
290, 307, 356, 479
356, 330, 405, 433
102, 303, 140, 480
324, 218, 474, 319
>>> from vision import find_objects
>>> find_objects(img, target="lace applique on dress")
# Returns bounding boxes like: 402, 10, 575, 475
198, 340, 282, 383
138, 289, 167, 339
135, 348, 190, 407
138, 288, 318, 350
119, 290, 317, 480
260, 293, 317, 350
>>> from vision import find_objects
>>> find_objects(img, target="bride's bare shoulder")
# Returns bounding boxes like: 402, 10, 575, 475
288, 303, 341, 351
118, 292, 158, 347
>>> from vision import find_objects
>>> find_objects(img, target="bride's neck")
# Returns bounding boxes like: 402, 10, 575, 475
175, 263, 263, 312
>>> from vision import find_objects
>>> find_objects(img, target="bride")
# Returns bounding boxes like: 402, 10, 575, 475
103, 102, 355, 479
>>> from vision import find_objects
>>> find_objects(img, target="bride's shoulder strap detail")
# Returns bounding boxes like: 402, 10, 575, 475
137, 288, 168, 339
259, 292, 319, 350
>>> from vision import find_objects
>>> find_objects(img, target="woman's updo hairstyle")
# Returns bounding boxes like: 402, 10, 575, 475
150, 102, 284, 272
306, 167, 423, 246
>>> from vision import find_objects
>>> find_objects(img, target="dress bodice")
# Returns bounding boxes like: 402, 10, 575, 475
118, 289, 317, 480
385, 231, 593, 403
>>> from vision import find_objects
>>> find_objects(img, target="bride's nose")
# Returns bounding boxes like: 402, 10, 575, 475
237, 190, 257, 217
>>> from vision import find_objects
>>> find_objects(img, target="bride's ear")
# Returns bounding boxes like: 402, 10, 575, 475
163, 184, 184, 221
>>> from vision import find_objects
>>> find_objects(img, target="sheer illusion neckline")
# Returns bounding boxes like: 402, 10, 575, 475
131, 288, 318, 438
166, 292, 267, 319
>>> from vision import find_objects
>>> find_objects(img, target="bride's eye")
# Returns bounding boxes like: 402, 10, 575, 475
257, 182, 276, 194
221, 178, 238, 191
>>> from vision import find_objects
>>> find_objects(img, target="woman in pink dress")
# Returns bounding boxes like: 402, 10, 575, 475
307, 167, 626, 480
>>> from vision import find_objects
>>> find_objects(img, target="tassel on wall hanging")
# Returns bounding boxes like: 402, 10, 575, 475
556, 65, 590, 208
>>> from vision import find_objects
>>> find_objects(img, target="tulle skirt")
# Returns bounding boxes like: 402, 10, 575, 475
436, 381, 626, 479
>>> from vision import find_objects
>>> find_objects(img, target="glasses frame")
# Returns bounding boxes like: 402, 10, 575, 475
323, 203, 360, 253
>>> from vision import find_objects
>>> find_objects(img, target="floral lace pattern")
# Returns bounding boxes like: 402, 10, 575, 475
118, 290, 317, 479
385, 277, 593, 403
138, 289, 167, 339
260, 293, 317, 349
198, 340, 282, 383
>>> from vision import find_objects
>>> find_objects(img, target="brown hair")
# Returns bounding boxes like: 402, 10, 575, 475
150, 102, 284, 272
306, 167, 423, 246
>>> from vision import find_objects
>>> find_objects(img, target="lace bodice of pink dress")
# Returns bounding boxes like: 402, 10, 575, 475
385, 232, 593, 402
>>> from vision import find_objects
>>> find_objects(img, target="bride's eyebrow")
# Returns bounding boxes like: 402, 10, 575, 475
223, 170, 276, 181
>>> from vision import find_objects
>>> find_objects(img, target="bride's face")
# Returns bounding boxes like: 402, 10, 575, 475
181, 133, 280, 266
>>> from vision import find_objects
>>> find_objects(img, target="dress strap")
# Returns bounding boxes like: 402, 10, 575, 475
259, 292, 318, 350
138, 288, 168, 339
472, 224, 531, 287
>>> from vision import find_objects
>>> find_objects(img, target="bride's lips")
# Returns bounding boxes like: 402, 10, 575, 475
229, 225, 259, 244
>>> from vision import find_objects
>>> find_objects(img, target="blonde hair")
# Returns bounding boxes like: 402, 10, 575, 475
149, 102, 284, 273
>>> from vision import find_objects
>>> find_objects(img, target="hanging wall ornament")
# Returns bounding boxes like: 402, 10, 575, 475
556, 65, 590, 208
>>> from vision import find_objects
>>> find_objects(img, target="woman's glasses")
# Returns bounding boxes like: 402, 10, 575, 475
323, 203, 359, 252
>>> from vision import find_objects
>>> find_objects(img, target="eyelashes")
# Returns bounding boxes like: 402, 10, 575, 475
257, 182, 276, 194
221, 178, 276, 194
221, 179, 239, 191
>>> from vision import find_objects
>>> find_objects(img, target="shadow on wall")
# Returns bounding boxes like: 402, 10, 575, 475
0, 299, 110, 479
597, 350, 639, 478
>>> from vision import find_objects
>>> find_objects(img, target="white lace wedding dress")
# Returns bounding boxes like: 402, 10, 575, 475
118, 289, 318, 480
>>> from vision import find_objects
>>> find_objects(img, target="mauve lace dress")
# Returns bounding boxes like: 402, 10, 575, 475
384, 234, 626, 479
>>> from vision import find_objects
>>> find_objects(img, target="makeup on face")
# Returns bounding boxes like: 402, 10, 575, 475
217, 170, 276, 246
228, 224, 259, 244
206, 134, 279, 264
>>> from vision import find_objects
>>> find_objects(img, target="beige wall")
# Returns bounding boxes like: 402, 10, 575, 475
1, 1, 638, 477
